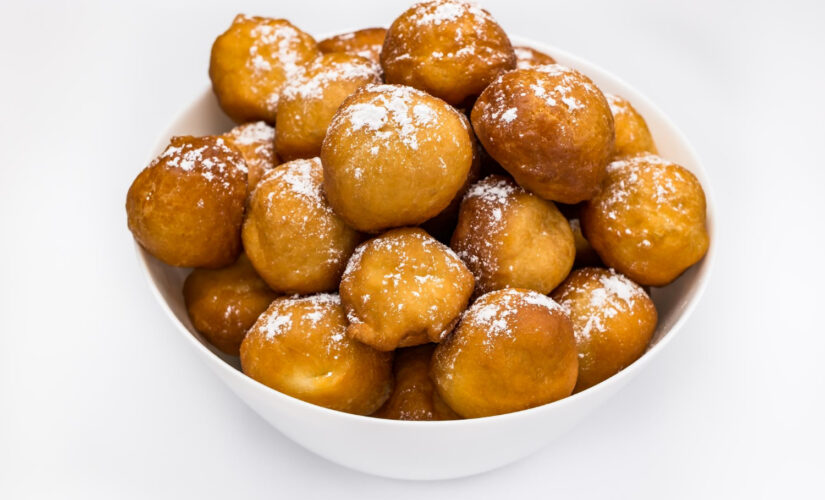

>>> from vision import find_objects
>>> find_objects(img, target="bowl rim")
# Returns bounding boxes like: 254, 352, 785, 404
134, 34, 717, 428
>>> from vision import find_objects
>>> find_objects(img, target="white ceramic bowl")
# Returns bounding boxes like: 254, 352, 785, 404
134, 36, 716, 480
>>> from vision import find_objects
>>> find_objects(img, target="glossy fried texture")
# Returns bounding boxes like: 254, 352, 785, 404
318, 28, 387, 64
242, 158, 363, 294
513, 45, 556, 69
209, 15, 319, 123
372, 344, 461, 421
381, 0, 516, 106
275, 53, 381, 161
471, 65, 615, 203
321, 84, 474, 232
451, 175, 575, 296
126, 135, 246, 268
240, 294, 393, 414
183, 254, 278, 355
605, 93, 657, 157
581, 154, 710, 286
341, 228, 474, 351
221, 121, 278, 190
552, 268, 657, 392
432, 288, 578, 418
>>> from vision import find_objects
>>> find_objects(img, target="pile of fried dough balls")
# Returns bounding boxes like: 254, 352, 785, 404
126, 0, 709, 420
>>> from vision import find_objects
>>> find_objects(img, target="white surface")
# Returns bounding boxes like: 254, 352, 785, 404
0, 0, 823, 497
136, 38, 716, 480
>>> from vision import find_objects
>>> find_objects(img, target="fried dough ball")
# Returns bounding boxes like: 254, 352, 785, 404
221, 121, 278, 190
341, 228, 475, 351
373, 344, 461, 421
242, 158, 363, 294
381, 0, 516, 106
240, 294, 393, 414
321, 84, 474, 232
183, 254, 278, 355
275, 53, 381, 161
552, 268, 657, 392
318, 28, 387, 64
513, 45, 556, 69
432, 288, 578, 418
569, 218, 602, 268
471, 65, 615, 203
605, 93, 657, 157
451, 175, 575, 296
209, 15, 320, 123
126, 135, 247, 268
581, 154, 710, 286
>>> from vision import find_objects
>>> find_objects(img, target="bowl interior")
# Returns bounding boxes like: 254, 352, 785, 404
136, 37, 716, 414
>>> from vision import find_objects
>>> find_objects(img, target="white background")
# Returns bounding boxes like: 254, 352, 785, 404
1, 0, 823, 498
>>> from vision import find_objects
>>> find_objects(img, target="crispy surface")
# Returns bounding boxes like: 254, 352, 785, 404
471, 65, 614, 203
381, 0, 515, 105
183, 254, 278, 355
321, 84, 474, 232
319, 28, 387, 64
341, 228, 474, 351
451, 175, 575, 296
513, 46, 556, 69
240, 294, 393, 415
432, 288, 578, 418
242, 158, 363, 294
581, 154, 709, 286
221, 121, 278, 190
276, 53, 381, 161
552, 268, 657, 392
209, 15, 319, 123
372, 344, 461, 420
605, 93, 657, 157
126, 135, 247, 268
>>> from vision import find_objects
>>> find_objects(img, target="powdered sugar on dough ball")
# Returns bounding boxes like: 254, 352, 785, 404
552, 267, 657, 392
340, 227, 475, 351
242, 157, 363, 294
222, 121, 277, 189
381, 0, 516, 105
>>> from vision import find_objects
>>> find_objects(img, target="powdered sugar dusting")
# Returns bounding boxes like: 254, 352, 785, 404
341, 228, 473, 345
330, 84, 459, 153
154, 136, 247, 192
555, 268, 648, 346
453, 176, 523, 285
282, 57, 380, 101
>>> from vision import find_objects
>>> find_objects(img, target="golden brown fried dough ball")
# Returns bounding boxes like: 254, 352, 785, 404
381, 0, 516, 106
605, 93, 657, 157
432, 288, 578, 418
451, 175, 575, 296
471, 65, 615, 203
209, 15, 320, 123
275, 53, 381, 162
552, 268, 657, 392
341, 228, 474, 351
183, 254, 278, 355
513, 45, 556, 69
242, 158, 363, 294
240, 294, 393, 414
372, 344, 461, 421
221, 121, 278, 190
321, 84, 474, 232
126, 135, 247, 268
581, 154, 710, 286
318, 28, 387, 64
